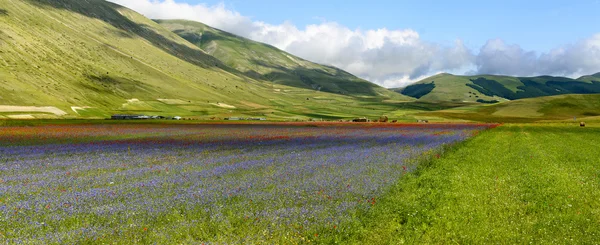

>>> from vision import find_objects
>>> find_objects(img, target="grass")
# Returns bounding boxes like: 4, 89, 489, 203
336, 124, 600, 244
399, 73, 600, 104
0, 0, 417, 121
396, 73, 514, 103
3, 119, 599, 243
422, 94, 600, 122
155, 19, 409, 99
0, 123, 488, 244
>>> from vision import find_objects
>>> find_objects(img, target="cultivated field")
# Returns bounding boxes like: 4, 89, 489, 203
0, 123, 490, 243
343, 124, 600, 244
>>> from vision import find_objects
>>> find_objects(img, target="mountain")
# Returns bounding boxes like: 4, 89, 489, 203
421, 93, 600, 123
394, 73, 600, 103
577, 72, 600, 83
0, 0, 408, 120
155, 19, 406, 99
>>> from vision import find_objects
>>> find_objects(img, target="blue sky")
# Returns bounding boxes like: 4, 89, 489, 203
113, 0, 600, 87
182, 0, 599, 52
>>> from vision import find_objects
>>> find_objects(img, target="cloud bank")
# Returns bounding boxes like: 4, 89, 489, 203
109, 0, 600, 87
477, 36, 600, 78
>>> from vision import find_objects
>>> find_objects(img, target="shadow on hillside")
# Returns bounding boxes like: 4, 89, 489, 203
25, 0, 243, 75
105, 27, 134, 38
157, 19, 383, 97
467, 77, 600, 100
158, 19, 275, 49
172, 29, 230, 47
0, 9, 8, 15
83, 74, 158, 96
250, 59, 379, 96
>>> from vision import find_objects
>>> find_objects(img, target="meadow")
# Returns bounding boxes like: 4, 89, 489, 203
0, 122, 491, 243
341, 124, 600, 244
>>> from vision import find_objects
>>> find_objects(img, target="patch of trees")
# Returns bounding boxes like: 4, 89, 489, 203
476, 99, 499, 104
400, 82, 435, 99
466, 77, 600, 100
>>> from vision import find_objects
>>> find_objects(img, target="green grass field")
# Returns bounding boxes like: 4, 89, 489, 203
333, 124, 600, 244
2, 119, 600, 243
421, 94, 600, 123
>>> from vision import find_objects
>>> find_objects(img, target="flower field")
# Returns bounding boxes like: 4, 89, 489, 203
0, 123, 493, 243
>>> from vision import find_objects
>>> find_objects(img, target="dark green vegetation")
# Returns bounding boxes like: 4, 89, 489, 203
0, 0, 409, 120
421, 94, 600, 123
476, 99, 499, 104
469, 77, 600, 100
338, 124, 600, 244
396, 82, 435, 99
397, 73, 600, 103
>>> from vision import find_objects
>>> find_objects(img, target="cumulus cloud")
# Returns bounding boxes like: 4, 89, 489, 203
538, 34, 600, 77
108, 0, 600, 87
476, 39, 538, 76
476, 36, 600, 77
108, 0, 474, 87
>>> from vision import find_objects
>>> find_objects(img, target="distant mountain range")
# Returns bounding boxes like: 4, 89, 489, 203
394, 73, 600, 103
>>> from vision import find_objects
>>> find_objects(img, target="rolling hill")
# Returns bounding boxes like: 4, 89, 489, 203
0, 0, 410, 120
155, 19, 406, 99
394, 73, 600, 103
419, 93, 600, 122
577, 72, 600, 83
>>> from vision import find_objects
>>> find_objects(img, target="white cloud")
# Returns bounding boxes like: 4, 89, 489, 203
108, 0, 600, 87
538, 34, 600, 77
476, 36, 600, 78
108, 0, 473, 88
476, 39, 538, 76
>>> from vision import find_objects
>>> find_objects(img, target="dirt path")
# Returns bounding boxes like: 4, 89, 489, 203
0, 105, 67, 115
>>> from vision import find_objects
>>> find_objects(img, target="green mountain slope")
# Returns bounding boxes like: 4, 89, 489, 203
577, 72, 600, 83
0, 0, 409, 120
0, 0, 250, 116
421, 94, 600, 122
394, 73, 600, 103
155, 19, 408, 99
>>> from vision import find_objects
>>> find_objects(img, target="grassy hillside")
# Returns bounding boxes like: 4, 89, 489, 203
421, 94, 600, 122
394, 73, 600, 103
1, 0, 234, 114
155, 20, 408, 99
577, 72, 600, 83
0, 0, 412, 120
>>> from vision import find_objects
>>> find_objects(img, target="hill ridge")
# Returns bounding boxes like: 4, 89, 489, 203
0, 0, 410, 120
394, 72, 600, 103
155, 19, 408, 99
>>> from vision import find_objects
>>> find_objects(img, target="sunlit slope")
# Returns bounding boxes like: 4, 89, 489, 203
0, 0, 408, 119
577, 72, 600, 83
394, 73, 600, 103
423, 94, 600, 122
155, 19, 410, 100
0, 0, 254, 116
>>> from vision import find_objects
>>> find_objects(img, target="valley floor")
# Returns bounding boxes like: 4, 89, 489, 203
341, 124, 600, 244
0, 122, 486, 244
1, 122, 598, 243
